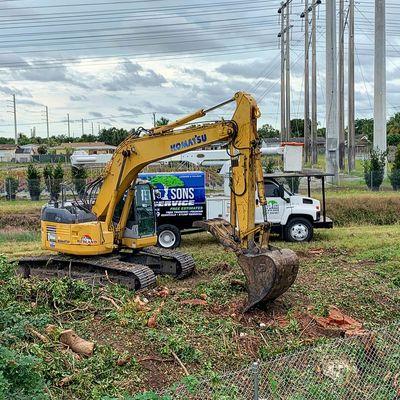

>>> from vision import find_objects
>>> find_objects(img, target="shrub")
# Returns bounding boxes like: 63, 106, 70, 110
389, 145, 400, 190
26, 164, 41, 201
363, 149, 387, 191
285, 177, 301, 194
43, 164, 64, 200
5, 176, 18, 200
71, 166, 87, 196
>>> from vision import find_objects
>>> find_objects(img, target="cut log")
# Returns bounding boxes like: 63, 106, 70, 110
60, 329, 94, 356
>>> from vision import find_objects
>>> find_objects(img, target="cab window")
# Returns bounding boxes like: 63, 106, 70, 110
265, 182, 280, 197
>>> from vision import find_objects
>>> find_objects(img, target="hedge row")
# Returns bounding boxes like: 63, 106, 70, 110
326, 194, 400, 226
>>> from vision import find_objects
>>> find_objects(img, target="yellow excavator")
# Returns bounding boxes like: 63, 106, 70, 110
19, 92, 298, 311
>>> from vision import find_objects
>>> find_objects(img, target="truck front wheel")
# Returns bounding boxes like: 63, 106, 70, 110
157, 224, 181, 249
284, 218, 313, 242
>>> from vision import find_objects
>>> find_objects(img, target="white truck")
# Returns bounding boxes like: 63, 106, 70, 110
207, 172, 333, 243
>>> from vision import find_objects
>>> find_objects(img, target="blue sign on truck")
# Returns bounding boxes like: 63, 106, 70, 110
137, 172, 206, 249
138, 171, 206, 219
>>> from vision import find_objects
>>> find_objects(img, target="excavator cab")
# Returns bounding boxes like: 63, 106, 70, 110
121, 182, 157, 246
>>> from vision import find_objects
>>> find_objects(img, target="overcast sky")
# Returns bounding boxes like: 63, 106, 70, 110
0, 0, 400, 139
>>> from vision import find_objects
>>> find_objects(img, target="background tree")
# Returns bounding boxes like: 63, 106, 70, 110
37, 145, 47, 155
257, 124, 279, 140
355, 118, 374, 141
98, 127, 130, 146
389, 145, 400, 190
290, 118, 306, 138
156, 117, 170, 127
26, 164, 41, 201
71, 166, 88, 197
5, 176, 18, 200
363, 149, 387, 191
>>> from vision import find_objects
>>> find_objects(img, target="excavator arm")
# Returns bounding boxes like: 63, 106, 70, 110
89, 91, 299, 310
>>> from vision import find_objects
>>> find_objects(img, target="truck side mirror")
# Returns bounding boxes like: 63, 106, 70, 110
278, 185, 290, 203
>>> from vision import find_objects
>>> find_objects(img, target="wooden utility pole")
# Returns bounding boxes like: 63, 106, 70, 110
303, 0, 310, 163
348, 0, 356, 171
285, 1, 291, 139
374, 0, 387, 155
279, 2, 286, 141
311, 1, 319, 165
326, 0, 339, 183
338, 0, 345, 170
13, 94, 18, 145
45, 106, 50, 140
67, 113, 71, 139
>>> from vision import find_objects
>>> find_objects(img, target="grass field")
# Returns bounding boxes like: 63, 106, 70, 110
0, 221, 399, 398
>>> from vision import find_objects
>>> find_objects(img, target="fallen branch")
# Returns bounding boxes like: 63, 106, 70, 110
100, 295, 121, 311
138, 355, 174, 363
147, 301, 165, 328
172, 351, 189, 376
27, 326, 49, 343
60, 329, 95, 357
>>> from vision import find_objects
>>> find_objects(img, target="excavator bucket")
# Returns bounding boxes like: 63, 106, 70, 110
238, 248, 299, 311
194, 219, 299, 311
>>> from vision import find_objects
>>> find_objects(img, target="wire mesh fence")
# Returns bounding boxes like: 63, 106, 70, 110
159, 322, 400, 400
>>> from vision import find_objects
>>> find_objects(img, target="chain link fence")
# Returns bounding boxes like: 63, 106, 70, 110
158, 322, 399, 400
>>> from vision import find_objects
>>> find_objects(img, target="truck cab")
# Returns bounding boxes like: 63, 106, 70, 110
256, 178, 323, 242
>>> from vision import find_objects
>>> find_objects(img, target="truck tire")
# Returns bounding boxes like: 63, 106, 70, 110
284, 218, 313, 242
157, 224, 181, 249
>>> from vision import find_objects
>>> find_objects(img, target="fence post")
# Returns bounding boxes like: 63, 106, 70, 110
252, 361, 260, 400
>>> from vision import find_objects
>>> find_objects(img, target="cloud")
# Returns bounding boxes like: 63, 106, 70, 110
18, 98, 43, 107
181, 68, 218, 83
12, 61, 89, 88
118, 106, 143, 115
0, 85, 32, 98
216, 60, 268, 79
89, 111, 103, 118
103, 60, 166, 91
70, 95, 87, 101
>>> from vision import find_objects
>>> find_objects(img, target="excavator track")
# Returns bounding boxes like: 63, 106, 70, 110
122, 246, 195, 279
18, 254, 156, 291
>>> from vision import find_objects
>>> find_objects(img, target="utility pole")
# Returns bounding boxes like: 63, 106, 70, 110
285, 1, 291, 139
152, 112, 156, 128
338, 0, 345, 171
67, 114, 71, 139
348, 0, 356, 172
374, 0, 387, 155
279, 2, 286, 141
311, 1, 320, 166
44, 106, 50, 140
81, 118, 84, 136
13, 94, 17, 145
91, 121, 94, 136
302, 0, 310, 163
326, 0, 339, 183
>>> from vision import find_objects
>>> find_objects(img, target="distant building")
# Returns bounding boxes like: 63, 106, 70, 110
14, 144, 40, 163
51, 142, 116, 155
0, 144, 17, 162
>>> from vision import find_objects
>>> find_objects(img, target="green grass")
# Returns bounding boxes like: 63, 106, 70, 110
0, 223, 398, 398
0, 200, 44, 214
